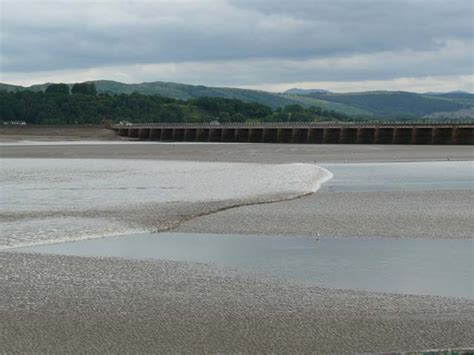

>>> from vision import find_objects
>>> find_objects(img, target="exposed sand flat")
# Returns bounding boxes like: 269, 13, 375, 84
177, 189, 474, 239
1, 141, 473, 163
1, 252, 473, 354
178, 160, 474, 239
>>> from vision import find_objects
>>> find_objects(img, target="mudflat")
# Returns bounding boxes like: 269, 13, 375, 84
1, 140, 474, 163
178, 189, 474, 239
2, 252, 473, 354
178, 160, 474, 239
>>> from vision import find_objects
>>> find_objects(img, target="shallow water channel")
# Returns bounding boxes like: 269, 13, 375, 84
320, 160, 474, 192
13, 232, 473, 299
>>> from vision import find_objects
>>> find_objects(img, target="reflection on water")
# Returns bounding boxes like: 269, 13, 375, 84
12, 232, 473, 299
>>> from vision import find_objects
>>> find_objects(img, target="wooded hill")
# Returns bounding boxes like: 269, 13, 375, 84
1, 80, 473, 120
0, 83, 351, 125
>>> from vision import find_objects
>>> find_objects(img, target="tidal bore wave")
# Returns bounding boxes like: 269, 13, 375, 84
0, 158, 332, 249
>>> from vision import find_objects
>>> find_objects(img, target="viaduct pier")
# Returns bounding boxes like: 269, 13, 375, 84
113, 122, 474, 145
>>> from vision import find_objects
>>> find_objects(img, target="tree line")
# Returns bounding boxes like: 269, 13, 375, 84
0, 82, 354, 124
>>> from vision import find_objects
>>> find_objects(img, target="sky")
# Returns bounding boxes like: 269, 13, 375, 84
1, 0, 473, 93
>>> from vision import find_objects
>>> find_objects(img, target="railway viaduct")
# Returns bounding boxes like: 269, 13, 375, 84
113, 122, 474, 145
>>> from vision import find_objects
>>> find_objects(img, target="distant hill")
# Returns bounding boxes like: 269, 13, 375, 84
284, 88, 330, 95
424, 90, 470, 95
301, 91, 474, 119
424, 92, 474, 105
1, 81, 473, 119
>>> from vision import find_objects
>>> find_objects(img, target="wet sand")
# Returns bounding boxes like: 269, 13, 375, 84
179, 159, 474, 239
1, 142, 474, 353
177, 189, 474, 239
0, 126, 121, 142
1, 141, 474, 163
2, 252, 473, 354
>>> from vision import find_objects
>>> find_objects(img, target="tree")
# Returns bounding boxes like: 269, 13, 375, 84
308, 106, 322, 115
71, 82, 97, 96
284, 104, 304, 114
45, 83, 69, 95
218, 112, 230, 122
230, 113, 246, 122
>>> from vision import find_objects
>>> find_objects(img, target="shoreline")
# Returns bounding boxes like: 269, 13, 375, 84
0, 126, 121, 142
11, 232, 473, 299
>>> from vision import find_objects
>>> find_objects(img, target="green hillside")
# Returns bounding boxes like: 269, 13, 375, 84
2, 81, 473, 119
281, 94, 373, 116
0, 80, 369, 116
92, 81, 370, 115
0, 88, 353, 125
422, 92, 474, 107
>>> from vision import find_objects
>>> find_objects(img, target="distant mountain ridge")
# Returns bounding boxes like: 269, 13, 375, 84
284, 88, 330, 95
1, 80, 473, 119
424, 90, 470, 95
301, 90, 474, 118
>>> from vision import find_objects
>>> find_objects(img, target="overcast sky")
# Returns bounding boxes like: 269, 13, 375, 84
1, 0, 473, 92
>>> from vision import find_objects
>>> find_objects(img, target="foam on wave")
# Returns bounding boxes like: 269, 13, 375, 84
1, 158, 332, 249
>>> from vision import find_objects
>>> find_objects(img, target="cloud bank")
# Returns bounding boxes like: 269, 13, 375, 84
1, 0, 473, 92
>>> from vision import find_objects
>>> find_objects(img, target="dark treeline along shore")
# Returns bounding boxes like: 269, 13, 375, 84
0, 82, 353, 125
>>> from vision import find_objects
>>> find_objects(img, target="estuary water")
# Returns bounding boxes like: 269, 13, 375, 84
12, 232, 473, 299
319, 161, 474, 192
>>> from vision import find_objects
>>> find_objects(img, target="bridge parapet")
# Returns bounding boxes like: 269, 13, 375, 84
112, 121, 473, 129
113, 122, 474, 145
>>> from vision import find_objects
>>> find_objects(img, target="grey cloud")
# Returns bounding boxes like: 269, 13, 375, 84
116, 41, 472, 87
0, 0, 472, 85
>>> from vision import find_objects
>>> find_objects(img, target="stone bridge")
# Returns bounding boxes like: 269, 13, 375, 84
113, 122, 474, 145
